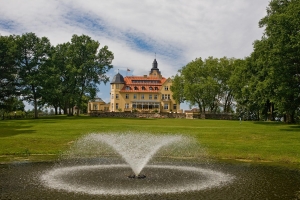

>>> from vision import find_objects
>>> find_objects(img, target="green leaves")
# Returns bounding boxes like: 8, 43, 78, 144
0, 35, 18, 109
251, 0, 300, 122
172, 57, 235, 113
15, 33, 52, 118
66, 34, 114, 115
0, 33, 114, 117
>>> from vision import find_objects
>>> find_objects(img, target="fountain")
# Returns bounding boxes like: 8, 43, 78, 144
40, 133, 234, 195
1, 132, 300, 199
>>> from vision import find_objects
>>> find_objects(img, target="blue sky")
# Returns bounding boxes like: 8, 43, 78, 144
0, 0, 270, 110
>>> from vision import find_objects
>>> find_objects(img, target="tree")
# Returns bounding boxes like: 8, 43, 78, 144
172, 57, 235, 113
228, 58, 262, 120
179, 57, 207, 112
40, 43, 70, 115
170, 74, 185, 104
0, 35, 18, 110
218, 57, 235, 113
67, 34, 114, 116
16, 33, 52, 118
251, 0, 300, 123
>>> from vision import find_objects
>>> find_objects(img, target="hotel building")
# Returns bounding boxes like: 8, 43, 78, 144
88, 59, 181, 113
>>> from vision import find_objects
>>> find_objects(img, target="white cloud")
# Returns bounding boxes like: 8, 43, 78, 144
0, 0, 270, 110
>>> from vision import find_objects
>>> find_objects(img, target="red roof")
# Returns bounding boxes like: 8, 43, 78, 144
120, 76, 167, 93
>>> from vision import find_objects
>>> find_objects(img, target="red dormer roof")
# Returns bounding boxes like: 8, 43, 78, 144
120, 76, 167, 93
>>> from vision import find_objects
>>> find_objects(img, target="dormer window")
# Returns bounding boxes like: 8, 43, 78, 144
142, 86, 146, 90
149, 87, 153, 90
134, 86, 138, 90
155, 87, 158, 90
126, 86, 131, 90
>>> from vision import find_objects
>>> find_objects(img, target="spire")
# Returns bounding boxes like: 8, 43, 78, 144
111, 72, 125, 84
152, 58, 158, 69
150, 58, 161, 75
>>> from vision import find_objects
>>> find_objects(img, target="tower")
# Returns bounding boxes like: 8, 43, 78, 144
149, 59, 162, 78
110, 72, 125, 111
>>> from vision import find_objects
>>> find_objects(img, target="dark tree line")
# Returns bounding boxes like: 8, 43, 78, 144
171, 0, 300, 123
0, 33, 114, 118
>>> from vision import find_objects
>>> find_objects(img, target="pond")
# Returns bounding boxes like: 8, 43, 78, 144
1, 159, 300, 200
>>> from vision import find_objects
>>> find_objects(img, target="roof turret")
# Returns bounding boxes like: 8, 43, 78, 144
150, 59, 161, 75
111, 72, 125, 84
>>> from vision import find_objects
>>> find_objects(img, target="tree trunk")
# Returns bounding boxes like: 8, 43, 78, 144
54, 107, 58, 115
32, 85, 39, 119
34, 98, 38, 119
286, 112, 295, 123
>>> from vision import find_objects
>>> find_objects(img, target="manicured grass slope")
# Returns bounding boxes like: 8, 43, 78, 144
0, 116, 299, 167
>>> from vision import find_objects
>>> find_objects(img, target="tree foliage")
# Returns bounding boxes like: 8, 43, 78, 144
67, 34, 114, 116
16, 32, 52, 118
0, 32, 114, 118
0, 35, 18, 109
172, 57, 235, 113
249, 0, 300, 122
173, 0, 300, 123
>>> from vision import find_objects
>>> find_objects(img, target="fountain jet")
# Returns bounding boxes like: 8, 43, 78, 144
87, 133, 183, 176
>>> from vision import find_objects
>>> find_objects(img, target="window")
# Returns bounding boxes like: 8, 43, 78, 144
116, 103, 119, 109
155, 87, 158, 90
141, 94, 145, 99
116, 84, 119, 89
154, 94, 158, 99
149, 87, 153, 90
134, 94, 137, 99
116, 94, 119, 99
134, 86, 138, 90
162, 94, 170, 100
126, 86, 131, 90
126, 94, 129, 99
173, 104, 177, 110
125, 103, 129, 109
164, 86, 169, 91
142, 86, 146, 90
149, 94, 152, 100
111, 103, 114, 110
111, 85, 114, 89
93, 105, 98, 110
111, 94, 114, 99
164, 103, 169, 110
132, 103, 137, 109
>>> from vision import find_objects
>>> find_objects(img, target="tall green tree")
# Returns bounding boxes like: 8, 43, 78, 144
218, 57, 235, 113
251, 0, 300, 122
172, 57, 235, 113
228, 58, 262, 120
16, 33, 52, 118
170, 74, 185, 104
40, 43, 70, 115
0, 35, 18, 110
67, 34, 114, 115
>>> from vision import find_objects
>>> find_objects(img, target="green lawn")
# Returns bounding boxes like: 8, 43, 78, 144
0, 116, 300, 168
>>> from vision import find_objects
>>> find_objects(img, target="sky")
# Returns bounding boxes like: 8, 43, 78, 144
0, 0, 270, 111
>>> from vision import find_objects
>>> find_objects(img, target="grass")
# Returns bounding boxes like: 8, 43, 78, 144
0, 115, 300, 168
